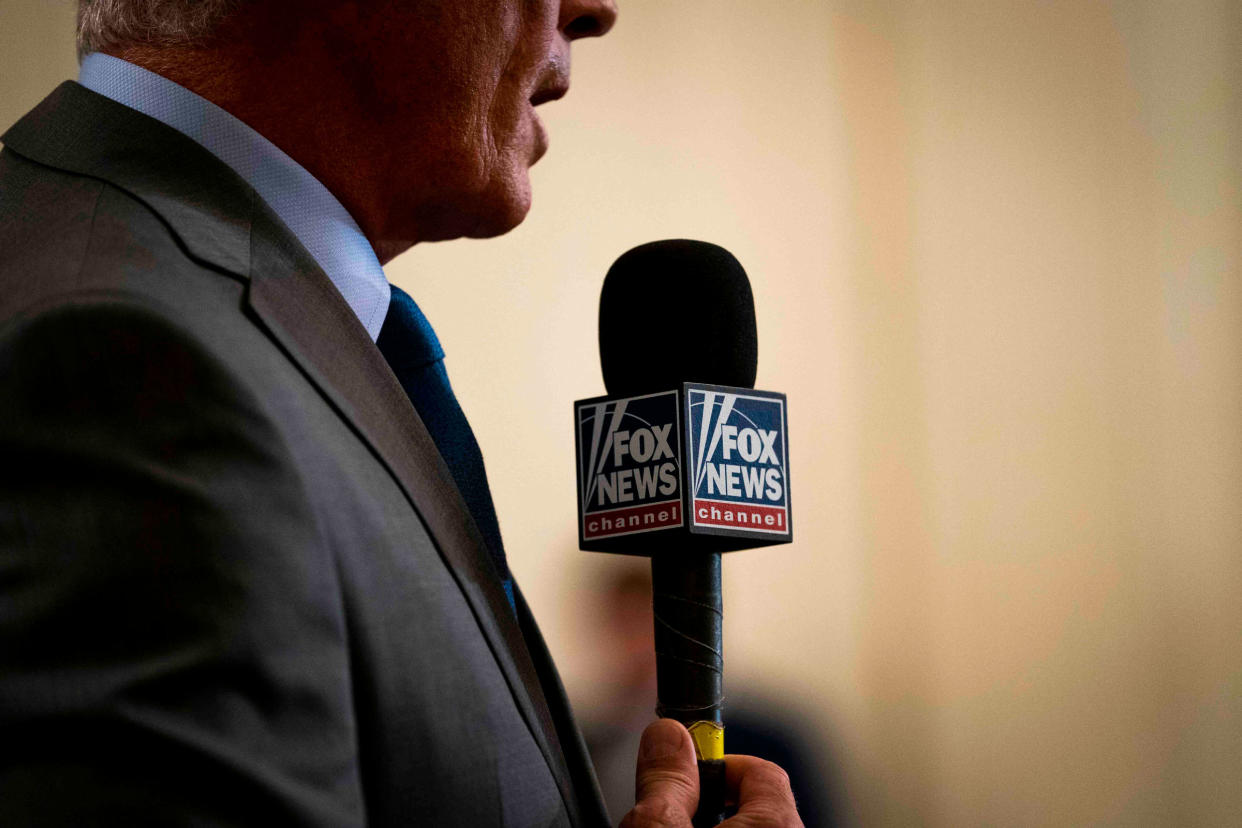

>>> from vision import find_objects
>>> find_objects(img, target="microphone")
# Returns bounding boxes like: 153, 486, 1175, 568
574, 240, 792, 827
598, 240, 757, 396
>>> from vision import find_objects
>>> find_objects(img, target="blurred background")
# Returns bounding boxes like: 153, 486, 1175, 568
3, 0, 1239, 824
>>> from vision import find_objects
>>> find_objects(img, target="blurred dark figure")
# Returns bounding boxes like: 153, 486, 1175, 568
578, 560, 839, 827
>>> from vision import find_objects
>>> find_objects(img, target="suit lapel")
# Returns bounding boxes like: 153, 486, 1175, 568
3, 82, 583, 823
244, 210, 583, 824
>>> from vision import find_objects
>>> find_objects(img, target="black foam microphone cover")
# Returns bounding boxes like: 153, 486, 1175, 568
599, 240, 758, 397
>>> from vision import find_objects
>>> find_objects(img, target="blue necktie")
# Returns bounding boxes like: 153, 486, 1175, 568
376, 285, 515, 610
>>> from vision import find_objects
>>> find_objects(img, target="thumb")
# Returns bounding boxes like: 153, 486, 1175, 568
620, 719, 700, 828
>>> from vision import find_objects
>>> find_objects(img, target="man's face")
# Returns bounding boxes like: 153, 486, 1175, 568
276, 0, 616, 253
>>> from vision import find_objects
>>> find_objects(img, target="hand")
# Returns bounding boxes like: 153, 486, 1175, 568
619, 718, 803, 828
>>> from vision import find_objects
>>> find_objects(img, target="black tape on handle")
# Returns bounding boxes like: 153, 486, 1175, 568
652, 552, 725, 827
695, 759, 727, 828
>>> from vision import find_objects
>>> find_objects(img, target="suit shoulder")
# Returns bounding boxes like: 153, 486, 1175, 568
0, 147, 240, 324
0, 147, 104, 299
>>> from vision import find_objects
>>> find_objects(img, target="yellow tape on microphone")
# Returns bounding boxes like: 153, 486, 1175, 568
687, 721, 724, 761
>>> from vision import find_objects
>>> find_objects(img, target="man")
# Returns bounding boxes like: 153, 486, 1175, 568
0, 1, 802, 825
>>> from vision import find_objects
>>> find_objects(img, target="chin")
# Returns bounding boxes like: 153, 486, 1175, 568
465, 205, 530, 239
462, 177, 534, 240
385, 162, 534, 244
414, 198, 530, 243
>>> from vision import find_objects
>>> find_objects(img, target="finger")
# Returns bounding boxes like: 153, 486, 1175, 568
718, 754, 802, 828
619, 719, 700, 828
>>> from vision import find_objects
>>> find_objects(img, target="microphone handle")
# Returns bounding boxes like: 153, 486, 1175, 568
651, 551, 725, 828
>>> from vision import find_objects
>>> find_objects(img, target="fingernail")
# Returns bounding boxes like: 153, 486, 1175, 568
640, 720, 682, 761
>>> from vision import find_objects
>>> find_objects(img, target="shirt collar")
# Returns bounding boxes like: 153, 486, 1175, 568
78, 53, 391, 341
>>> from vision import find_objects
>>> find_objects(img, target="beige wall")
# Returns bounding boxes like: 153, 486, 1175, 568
3, 0, 1239, 824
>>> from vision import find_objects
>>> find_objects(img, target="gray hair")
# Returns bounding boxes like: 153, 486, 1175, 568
77, 0, 242, 59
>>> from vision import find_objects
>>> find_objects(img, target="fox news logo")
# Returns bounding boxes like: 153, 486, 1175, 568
687, 387, 789, 536
577, 390, 683, 541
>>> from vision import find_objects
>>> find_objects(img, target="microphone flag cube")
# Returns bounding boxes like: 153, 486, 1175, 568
574, 383, 792, 554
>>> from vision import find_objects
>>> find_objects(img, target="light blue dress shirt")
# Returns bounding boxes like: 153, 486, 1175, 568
78, 53, 391, 340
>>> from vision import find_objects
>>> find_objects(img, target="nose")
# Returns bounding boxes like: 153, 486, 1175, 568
560, 0, 618, 40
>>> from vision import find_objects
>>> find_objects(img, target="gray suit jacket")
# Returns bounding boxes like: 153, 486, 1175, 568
0, 82, 608, 827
